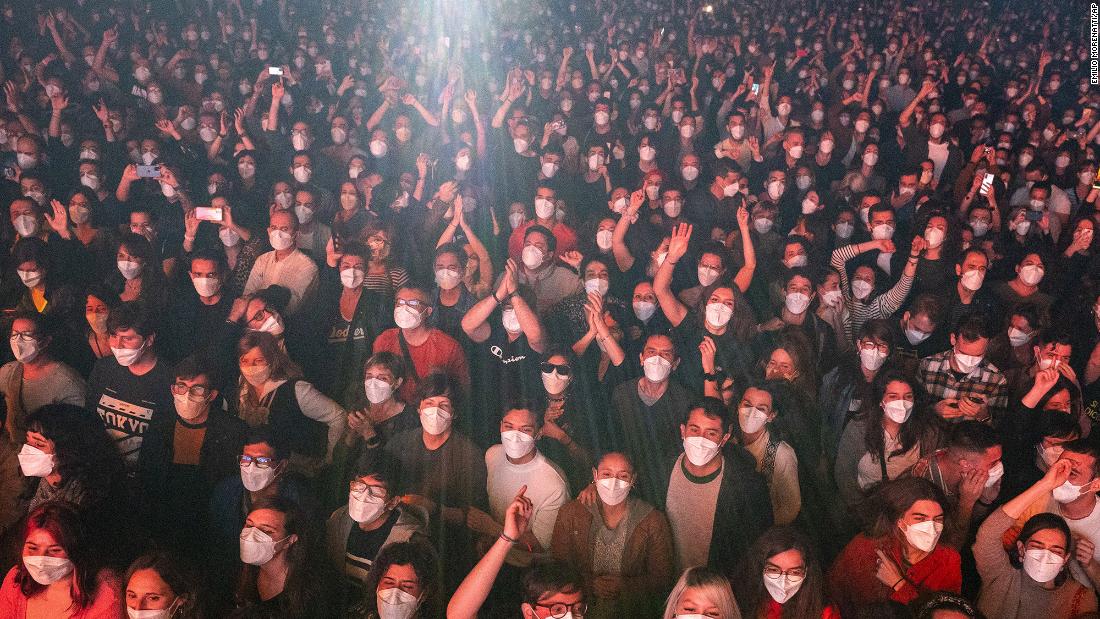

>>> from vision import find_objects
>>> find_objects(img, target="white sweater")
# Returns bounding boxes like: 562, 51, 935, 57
485, 446, 570, 566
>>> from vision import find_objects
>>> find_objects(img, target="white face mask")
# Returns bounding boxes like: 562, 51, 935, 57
240, 364, 272, 387
18, 443, 55, 477
1023, 548, 1065, 583
738, 406, 768, 434
173, 390, 208, 420
850, 279, 873, 300
960, 270, 985, 291
341, 267, 366, 289
985, 461, 1005, 487
1053, 479, 1088, 503
1019, 265, 1045, 286
22, 555, 74, 585
534, 197, 555, 220
903, 520, 943, 552
953, 350, 983, 373
764, 572, 804, 604
871, 224, 895, 240
643, 355, 672, 382
634, 301, 657, 322
1007, 327, 1032, 348
834, 221, 853, 239
1039, 445, 1064, 468
240, 527, 284, 565
501, 429, 537, 459
541, 162, 559, 178
509, 213, 526, 230
521, 245, 544, 270
240, 461, 277, 491
364, 378, 394, 404
13, 215, 37, 237
682, 166, 699, 181
420, 406, 452, 435
883, 400, 913, 423
784, 292, 811, 315
348, 490, 388, 523
192, 276, 221, 298
705, 302, 733, 328
541, 368, 570, 395
596, 230, 614, 251
596, 475, 633, 506
924, 228, 945, 248
112, 342, 146, 367
784, 255, 808, 269
501, 308, 522, 334
753, 218, 774, 234
127, 600, 180, 619
683, 436, 721, 466
698, 266, 720, 287
268, 229, 295, 251
394, 306, 423, 330
377, 586, 421, 619
860, 347, 887, 371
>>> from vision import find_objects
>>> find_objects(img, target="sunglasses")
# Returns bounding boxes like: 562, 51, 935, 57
540, 362, 571, 376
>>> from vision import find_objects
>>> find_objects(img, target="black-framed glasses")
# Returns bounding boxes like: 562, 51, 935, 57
858, 340, 890, 355
349, 481, 388, 499
10, 331, 38, 343
239, 455, 275, 469
763, 565, 807, 583
171, 383, 211, 398
540, 362, 572, 376
533, 602, 587, 618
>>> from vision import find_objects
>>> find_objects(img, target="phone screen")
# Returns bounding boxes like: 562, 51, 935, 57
751, 84, 760, 95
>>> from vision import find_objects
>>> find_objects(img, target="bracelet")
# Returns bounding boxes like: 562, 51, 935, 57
491, 291, 501, 304
893, 577, 903, 590
499, 531, 518, 544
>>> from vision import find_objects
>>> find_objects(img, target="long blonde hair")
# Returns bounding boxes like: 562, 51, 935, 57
662, 567, 742, 619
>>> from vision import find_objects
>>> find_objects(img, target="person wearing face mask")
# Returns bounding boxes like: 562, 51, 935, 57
466, 405, 569, 613
918, 314, 1008, 425
235, 497, 332, 617
682, 162, 750, 246
288, 187, 332, 259
658, 400, 773, 576
122, 551, 203, 619
507, 186, 578, 263
508, 226, 583, 315
942, 248, 1001, 334
462, 266, 545, 437
86, 302, 174, 470
359, 540, 443, 619
828, 478, 960, 614
654, 224, 755, 394
975, 459, 1099, 618
819, 320, 896, 464
1009, 179, 1072, 237
324, 469, 428, 605
758, 268, 839, 376
0, 313, 85, 444
992, 252, 1055, 321
917, 421, 1005, 548
835, 371, 943, 510
162, 250, 236, 364
733, 384, 801, 526
549, 451, 674, 617
136, 356, 246, 553
336, 352, 416, 487
376, 372, 488, 591
309, 244, 392, 408
732, 527, 838, 619
243, 210, 319, 316
0, 502, 123, 616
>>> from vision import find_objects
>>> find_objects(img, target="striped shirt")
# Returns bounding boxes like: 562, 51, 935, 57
831, 244, 915, 342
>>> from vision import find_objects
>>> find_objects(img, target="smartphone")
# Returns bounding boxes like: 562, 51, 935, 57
195, 206, 223, 222
703, 4, 714, 12
979, 173, 994, 196
967, 395, 986, 405
268, 66, 283, 76
136, 165, 160, 178
1026, 210, 1043, 222
1093, 167, 1100, 191
751, 83, 760, 95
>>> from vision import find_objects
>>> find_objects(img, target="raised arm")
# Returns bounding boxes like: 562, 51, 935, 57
655, 223, 691, 327
402, 93, 439, 127
464, 89, 487, 160
447, 488, 533, 619
611, 191, 644, 271
492, 81, 526, 129
899, 80, 936, 128
461, 260, 518, 343
731, 206, 755, 293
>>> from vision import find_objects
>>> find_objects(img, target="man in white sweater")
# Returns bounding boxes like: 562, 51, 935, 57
466, 404, 570, 615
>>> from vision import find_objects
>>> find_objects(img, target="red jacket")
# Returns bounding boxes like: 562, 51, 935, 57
828, 533, 961, 612
372, 328, 469, 403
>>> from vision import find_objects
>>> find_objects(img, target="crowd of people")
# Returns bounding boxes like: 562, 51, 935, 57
0, 0, 1096, 616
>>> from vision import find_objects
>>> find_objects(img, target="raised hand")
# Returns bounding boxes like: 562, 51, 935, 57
502, 485, 533, 541
44, 199, 69, 235
667, 222, 693, 263
271, 78, 285, 100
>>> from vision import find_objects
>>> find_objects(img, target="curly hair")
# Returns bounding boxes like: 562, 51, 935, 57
25, 404, 125, 511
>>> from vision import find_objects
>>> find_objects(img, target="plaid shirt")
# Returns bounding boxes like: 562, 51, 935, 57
917, 351, 1009, 422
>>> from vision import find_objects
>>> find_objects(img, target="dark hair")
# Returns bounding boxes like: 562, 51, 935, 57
1028, 410, 1081, 448
107, 301, 156, 338
363, 540, 442, 617
1062, 438, 1100, 477
174, 355, 216, 385
189, 248, 227, 274
237, 331, 302, 381
953, 312, 990, 341
12, 236, 52, 273
946, 421, 1000, 458
864, 478, 947, 540
434, 242, 469, 271
237, 496, 316, 616
364, 351, 407, 384
502, 400, 546, 428
1012, 512, 1071, 579
860, 370, 934, 463
25, 405, 125, 505
1035, 327, 1073, 351
522, 559, 584, 606
733, 527, 826, 619
16, 501, 100, 608
243, 426, 290, 461
414, 370, 464, 418
915, 593, 981, 619
908, 293, 945, 324
116, 232, 161, 284
524, 224, 557, 255
1006, 303, 1042, 333
337, 241, 371, 268
122, 551, 203, 618
687, 397, 733, 431
858, 318, 896, 350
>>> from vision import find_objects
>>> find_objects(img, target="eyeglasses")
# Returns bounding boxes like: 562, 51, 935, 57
764, 565, 806, 583
239, 455, 275, 468
171, 383, 211, 398
540, 362, 572, 376
350, 481, 388, 499
10, 332, 38, 343
533, 602, 587, 618
396, 299, 426, 310
859, 340, 890, 355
